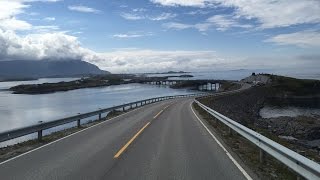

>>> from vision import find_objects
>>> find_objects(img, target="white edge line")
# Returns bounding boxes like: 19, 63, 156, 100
190, 102, 253, 180
0, 105, 146, 166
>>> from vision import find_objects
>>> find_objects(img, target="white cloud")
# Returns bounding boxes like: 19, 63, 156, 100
186, 10, 209, 15
217, 0, 320, 29
0, 18, 32, 31
148, 13, 176, 21
0, 0, 61, 31
164, 14, 251, 32
43, 17, 55, 21
112, 32, 153, 39
0, 1, 29, 20
94, 49, 229, 73
121, 12, 176, 21
0, 28, 318, 73
265, 31, 320, 47
132, 8, 147, 12
68, 5, 101, 14
152, 0, 320, 29
0, 29, 92, 61
150, 0, 214, 7
164, 22, 191, 30
120, 13, 144, 20
207, 15, 252, 31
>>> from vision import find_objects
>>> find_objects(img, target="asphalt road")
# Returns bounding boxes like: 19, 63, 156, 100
0, 98, 250, 180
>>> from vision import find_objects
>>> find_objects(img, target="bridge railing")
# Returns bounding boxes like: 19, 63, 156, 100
195, 99, 320, 179
0, 93, 207, 143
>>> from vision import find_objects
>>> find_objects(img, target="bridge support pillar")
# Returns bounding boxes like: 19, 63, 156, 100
99, 113, 101, 121
259, 149, 265, 163
38, 130, 43, 142
123, 106, 125, 112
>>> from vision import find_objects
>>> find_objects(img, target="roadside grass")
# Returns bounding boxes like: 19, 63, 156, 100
193, 103, 298, 180
0, 109, 125, 163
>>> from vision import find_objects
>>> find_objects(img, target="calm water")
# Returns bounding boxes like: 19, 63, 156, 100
0, 83, 196, 133
145, 69, 320, 80
0, 80, 197, 146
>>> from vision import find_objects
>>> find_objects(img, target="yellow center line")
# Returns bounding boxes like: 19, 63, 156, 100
153, 104, 172, 119
153, 110, 164, 119
114, 122, 151, 158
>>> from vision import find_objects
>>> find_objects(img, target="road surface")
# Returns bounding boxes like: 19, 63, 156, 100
0, 98, 251, 180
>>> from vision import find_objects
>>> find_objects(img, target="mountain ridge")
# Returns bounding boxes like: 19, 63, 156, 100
0, 60, 109, 80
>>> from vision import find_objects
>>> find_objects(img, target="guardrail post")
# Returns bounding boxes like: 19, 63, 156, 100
77, 119, 81, 128
228, 127, 233, 136
38, 130, 43, 141
259, 149, 265, 163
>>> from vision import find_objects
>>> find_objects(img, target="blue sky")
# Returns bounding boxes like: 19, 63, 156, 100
0, 0, 319, 73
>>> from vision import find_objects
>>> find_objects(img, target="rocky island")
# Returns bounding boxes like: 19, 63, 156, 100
9, 75, 133, 94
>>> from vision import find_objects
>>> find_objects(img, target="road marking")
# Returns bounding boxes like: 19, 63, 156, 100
190, 103, 253, 180
0, 106, 144, 166
153, 104, 171, 119
164, 104, 171, 109
153, 110, 163, 119
114, 122, 150, 158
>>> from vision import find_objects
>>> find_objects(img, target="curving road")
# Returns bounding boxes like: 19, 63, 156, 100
0, 98, 252, 180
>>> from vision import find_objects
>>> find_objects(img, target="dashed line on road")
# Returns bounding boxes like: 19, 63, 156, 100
190, 103, 253, 180
153, 110, 164, 119
153, 104, 171, 119
114, 122, 151, 158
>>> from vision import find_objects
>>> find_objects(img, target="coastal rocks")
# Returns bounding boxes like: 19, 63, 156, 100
256, 116, 320, 142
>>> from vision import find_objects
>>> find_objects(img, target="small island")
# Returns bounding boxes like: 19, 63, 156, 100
9, 75, 133, 94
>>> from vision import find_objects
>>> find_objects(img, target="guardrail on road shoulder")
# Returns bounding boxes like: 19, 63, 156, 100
194, 100, 320, 180
0, 93, 207, 144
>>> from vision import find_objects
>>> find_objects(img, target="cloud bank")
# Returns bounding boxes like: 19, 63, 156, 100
152, 0, 320, 29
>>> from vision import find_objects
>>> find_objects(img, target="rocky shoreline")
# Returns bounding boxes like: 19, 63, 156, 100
199, 74, 320, 161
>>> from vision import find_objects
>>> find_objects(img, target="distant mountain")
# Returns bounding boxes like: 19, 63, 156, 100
0, 60, 109, 80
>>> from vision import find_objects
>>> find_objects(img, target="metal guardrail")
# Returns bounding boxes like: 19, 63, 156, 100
0, 93, 207, 143
195, 99, 320, 179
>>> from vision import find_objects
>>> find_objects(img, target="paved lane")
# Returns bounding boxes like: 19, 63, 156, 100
0, 98, 250, 180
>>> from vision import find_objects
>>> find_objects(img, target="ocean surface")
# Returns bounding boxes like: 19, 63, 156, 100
1, 69, 319, 146
0, 79, 197, 147
145, 69, 320, 80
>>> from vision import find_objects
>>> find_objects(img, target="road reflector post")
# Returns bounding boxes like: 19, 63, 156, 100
259, 149, 265, 163
38, 130, 43, 142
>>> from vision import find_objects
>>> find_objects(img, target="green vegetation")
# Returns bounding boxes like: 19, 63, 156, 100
265, 74, 320, 96
9, 74, 134, 94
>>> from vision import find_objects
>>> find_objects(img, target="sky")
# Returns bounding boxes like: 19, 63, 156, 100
0, 0, 319, 73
